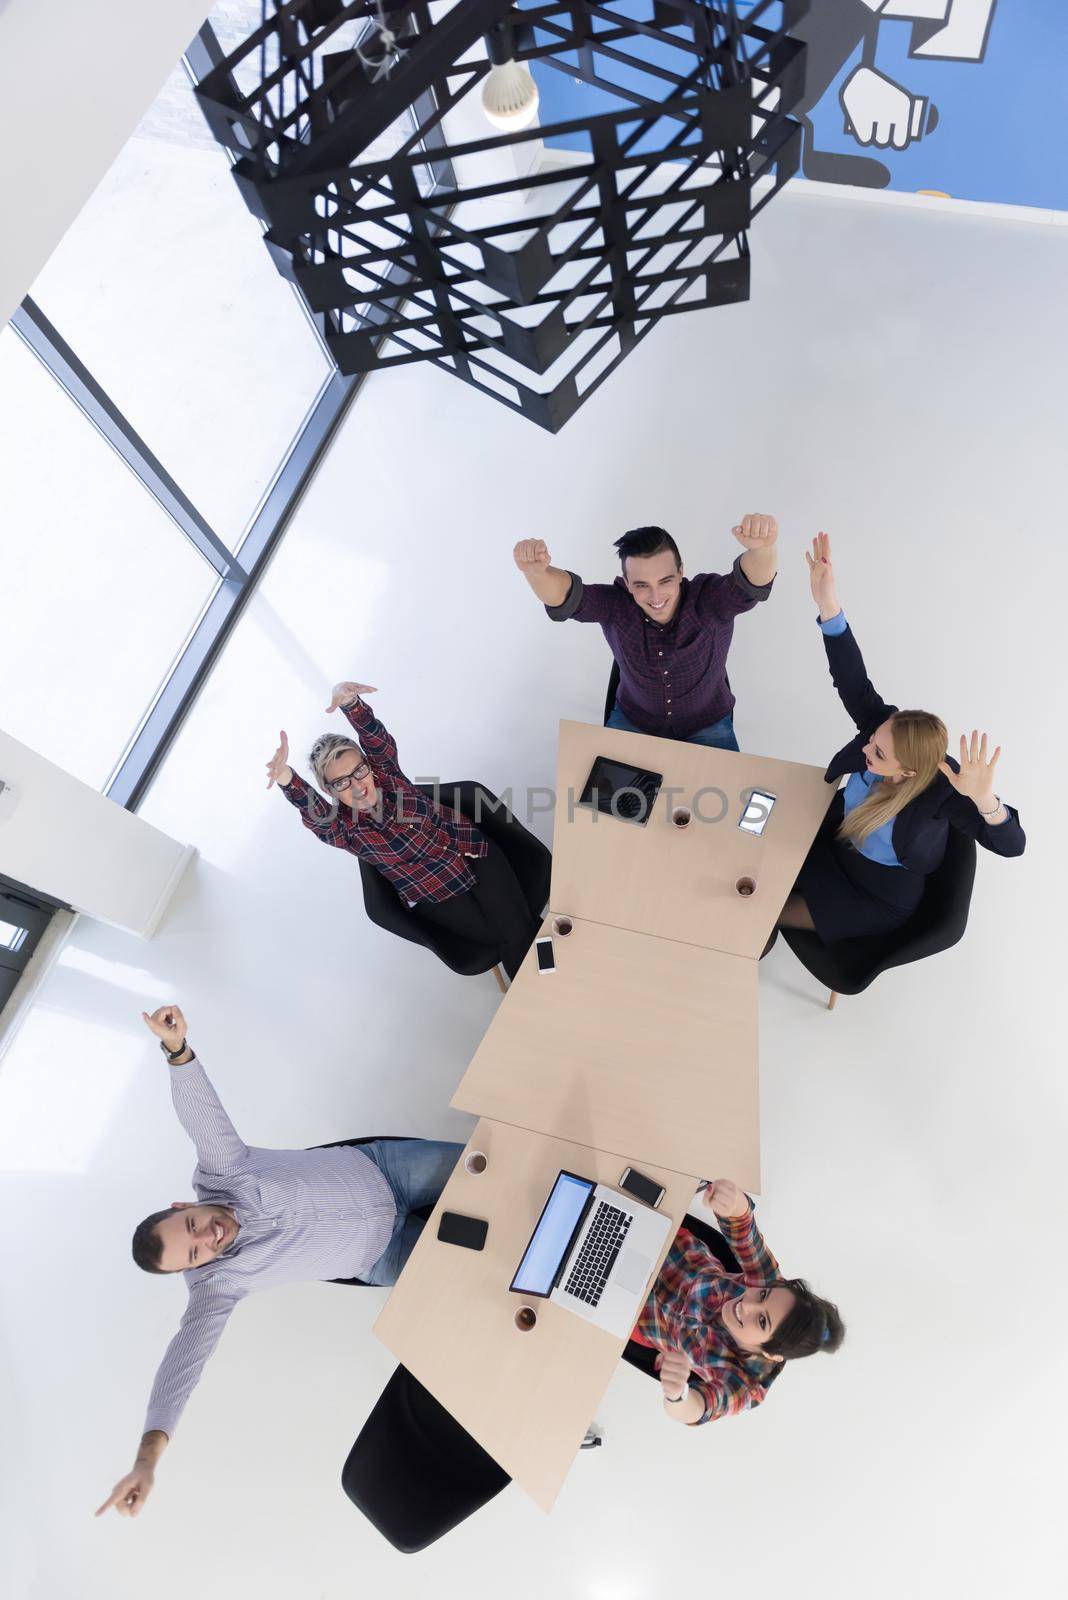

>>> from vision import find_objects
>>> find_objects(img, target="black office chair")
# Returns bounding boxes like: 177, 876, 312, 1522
621, 1212, 740, 1382
341, 1364, 511, 1553
780, 829, 977, 1010
358, 781, 551, 990
604, 659, 621, 725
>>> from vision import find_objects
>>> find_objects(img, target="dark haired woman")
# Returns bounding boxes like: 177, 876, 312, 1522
513, 513, 780, 751
631, 1178, 844, 1426
778, 533, 1025, 944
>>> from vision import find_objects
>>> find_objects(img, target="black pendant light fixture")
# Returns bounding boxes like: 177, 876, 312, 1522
197, 1, 808, 431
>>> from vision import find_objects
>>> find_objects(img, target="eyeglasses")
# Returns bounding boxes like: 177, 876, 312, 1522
326, 759, 371, 793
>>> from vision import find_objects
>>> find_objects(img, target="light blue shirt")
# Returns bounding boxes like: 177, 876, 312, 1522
143, 1058, 396, 1439
841, 768, 901, 866
820, 609, 902, 868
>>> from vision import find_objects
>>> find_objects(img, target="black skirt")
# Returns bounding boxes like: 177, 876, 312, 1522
795, 801, 925, 945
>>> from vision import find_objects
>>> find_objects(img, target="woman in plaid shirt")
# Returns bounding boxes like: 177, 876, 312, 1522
631, 1178, 844, 1426
265, 680, 539, 978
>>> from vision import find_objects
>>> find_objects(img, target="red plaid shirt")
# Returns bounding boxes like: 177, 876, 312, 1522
279, 699, 486, 905
632, 1205, 782, 1425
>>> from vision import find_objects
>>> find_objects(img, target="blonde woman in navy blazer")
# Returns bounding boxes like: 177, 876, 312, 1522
778, 533, 1025, 945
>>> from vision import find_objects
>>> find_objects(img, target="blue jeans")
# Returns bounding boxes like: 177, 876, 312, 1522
606, 705, 740, 752
360, 1138, 464, 1285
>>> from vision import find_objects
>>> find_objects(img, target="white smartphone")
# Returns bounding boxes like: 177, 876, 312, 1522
739, 789, 776, 836
535, 936, 556, 974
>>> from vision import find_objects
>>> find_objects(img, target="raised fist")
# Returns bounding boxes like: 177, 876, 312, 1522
513, 539, 550, 571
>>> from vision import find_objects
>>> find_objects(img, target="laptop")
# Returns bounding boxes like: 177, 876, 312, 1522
509, 1170, 672, 1338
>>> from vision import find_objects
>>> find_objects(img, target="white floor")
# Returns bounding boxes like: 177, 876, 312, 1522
1, 187, 1066, 1600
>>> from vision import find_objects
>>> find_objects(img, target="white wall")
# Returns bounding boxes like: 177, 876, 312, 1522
0, 730, 192, 936
0, 188, 1065, 1600
0, 0, 212, 327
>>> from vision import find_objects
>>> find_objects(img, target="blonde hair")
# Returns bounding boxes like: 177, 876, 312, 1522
309, 733, 364, 793
837, 710, 947, 848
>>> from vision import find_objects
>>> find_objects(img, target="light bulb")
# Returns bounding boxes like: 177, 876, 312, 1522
481, 60, 540, 132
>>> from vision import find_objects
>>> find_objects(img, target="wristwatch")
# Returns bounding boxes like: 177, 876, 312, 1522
159, 1037, 190, 1064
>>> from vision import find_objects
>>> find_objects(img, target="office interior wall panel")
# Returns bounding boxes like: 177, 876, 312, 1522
0, 0, 213, 328
0, 729, 192, 937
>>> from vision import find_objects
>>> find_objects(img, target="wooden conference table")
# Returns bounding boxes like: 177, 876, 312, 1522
453, 914, 761, 1190
374, 1116, 696, 1512
375, 721, 833, 1508
550, 719, 835, 960
452, 721, 832, 1186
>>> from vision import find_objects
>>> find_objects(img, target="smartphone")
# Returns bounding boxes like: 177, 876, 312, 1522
535, 936, 556, 974
739, 788, 776, 836
437, 1211, 488, 1251
619, 1167, 665, 1209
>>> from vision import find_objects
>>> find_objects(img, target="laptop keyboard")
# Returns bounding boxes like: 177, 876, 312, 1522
564, 1202, 632, 1306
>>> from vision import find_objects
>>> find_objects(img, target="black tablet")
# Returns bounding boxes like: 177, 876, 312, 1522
578, 755, 663, 827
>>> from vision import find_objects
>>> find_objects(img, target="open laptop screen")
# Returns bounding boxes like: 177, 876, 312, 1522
510, 1171, 594, 1297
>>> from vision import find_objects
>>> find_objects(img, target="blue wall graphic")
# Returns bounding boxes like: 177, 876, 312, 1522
530, 1, 1068, 211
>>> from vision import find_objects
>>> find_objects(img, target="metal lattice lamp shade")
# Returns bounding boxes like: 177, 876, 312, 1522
197, 0, 808, 430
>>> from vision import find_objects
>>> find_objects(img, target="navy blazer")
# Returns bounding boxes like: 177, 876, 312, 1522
820, 621, 1025, 875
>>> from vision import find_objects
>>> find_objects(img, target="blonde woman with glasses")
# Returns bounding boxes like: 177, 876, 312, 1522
777, 534, 1025, 944
264, 682, 538, 978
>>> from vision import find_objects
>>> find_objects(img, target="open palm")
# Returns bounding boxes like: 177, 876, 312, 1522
265, 730, 291, 789
939, 731, 1001, 805
805, 531, 839, 617
325, 682, 377, 714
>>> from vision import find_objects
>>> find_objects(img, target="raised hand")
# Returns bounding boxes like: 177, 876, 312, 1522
655, 1348, 693, 1403
265, 729, 292, 790
513, 538, 550, 571
325, 682, 377, 714
701, 1178, 749, 1219
939, 731, 1002, 811
805, 531, 840, 619
732, 513, 778, 552
95, 1465, 155, 1520
141, 1005, 188, 1054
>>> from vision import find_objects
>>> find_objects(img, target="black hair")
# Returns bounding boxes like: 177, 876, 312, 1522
613, 525, 681, 571
763, 1278, 845, 1361
131, 1209, 176, 1275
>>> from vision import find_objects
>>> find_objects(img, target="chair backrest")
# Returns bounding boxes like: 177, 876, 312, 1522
872, 826, 976, 978
604, 659, 621, 724
430, 781, 551, 918
357, 857, 425, 943
357, 780, 549, 971
341, 1365, 510, 1552
782, 828, 977, 994
357, 849, 500, 974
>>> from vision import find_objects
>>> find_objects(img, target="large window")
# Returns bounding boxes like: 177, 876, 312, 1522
1, 19, 366, 807
30, 57, 331, 550
0, 328, 220, 790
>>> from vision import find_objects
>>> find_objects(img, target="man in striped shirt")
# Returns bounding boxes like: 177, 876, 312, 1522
96, 1005, 461, 1521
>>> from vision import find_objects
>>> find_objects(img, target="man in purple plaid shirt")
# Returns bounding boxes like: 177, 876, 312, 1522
514, 513, 780, 749
265, 680, 539, 977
